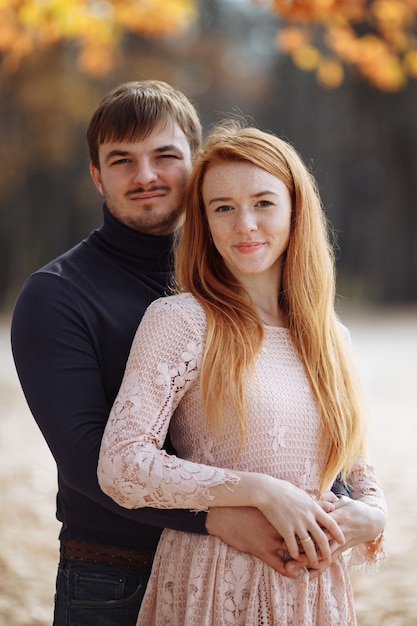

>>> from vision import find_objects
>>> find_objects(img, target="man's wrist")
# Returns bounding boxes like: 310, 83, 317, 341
205, 507, 219, 536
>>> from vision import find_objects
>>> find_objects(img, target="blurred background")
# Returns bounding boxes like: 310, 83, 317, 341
1, 0, 416, 308
0, 1, 416, 625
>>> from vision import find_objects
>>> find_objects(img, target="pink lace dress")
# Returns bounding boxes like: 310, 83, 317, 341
98, 293, 386, 626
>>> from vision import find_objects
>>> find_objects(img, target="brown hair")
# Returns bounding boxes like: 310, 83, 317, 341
175, 121, 366, 493
86, 80, 202, 168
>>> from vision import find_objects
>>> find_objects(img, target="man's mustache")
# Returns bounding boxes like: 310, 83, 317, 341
126, 185, 170, 197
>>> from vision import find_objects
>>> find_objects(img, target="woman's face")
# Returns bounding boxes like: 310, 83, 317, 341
202, 160, 292, 285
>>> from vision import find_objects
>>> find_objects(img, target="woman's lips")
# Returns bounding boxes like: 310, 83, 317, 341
234, 242, 264, 254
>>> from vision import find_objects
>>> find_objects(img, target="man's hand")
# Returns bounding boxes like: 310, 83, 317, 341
206, 507, 301, 578
206, 494, 341, 579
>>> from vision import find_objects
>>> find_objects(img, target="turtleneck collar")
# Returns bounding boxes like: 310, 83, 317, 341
92, 203, 175, 273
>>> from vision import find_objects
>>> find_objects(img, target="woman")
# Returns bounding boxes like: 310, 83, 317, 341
98, 123, 386, 625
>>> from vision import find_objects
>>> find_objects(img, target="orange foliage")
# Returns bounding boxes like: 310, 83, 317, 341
0, 0, 416, 89
277, 26, 310, 53
271, 0, 367, 22
0, 0, 196, 76
267, 0, 417, 90
317, 57, 344, 89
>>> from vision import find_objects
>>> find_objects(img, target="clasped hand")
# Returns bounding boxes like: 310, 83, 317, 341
207, 485, 347, 579
255, 477, 345, 570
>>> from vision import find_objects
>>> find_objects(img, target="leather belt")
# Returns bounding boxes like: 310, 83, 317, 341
63, 540, 153, 574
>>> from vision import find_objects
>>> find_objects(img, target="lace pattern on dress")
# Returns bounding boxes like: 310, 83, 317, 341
98, 293, 239, 511
345, 454, 387, 569
97, 293, 386, 625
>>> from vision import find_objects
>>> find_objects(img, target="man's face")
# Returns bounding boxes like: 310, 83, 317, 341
90, 122, 192, 236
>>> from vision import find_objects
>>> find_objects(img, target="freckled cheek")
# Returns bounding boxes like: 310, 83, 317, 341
209, 232, 228, 257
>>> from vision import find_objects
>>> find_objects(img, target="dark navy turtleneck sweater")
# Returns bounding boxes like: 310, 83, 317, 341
11, 205, 207, 551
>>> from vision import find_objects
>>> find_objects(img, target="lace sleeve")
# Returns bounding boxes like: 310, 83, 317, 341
346, 453, 387, 569
336, 324, 387, 568
97, 295, 239, 512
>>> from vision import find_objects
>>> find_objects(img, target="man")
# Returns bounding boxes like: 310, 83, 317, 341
11, 80, 373, 626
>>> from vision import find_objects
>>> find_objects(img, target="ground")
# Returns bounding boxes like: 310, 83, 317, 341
0, 306, 416, 625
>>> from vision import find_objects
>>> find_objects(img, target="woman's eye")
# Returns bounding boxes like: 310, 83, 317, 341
215, 205, 232, 213
257, 200, 273, 208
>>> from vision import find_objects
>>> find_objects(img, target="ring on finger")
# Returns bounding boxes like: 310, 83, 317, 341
299, 535, 312, 544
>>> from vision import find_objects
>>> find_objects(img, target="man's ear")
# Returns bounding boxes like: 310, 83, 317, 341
90, 162, 104, 195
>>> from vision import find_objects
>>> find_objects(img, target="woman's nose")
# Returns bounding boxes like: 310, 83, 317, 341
235, 210, 258, 234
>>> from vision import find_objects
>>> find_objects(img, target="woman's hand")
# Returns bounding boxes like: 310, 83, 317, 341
206, 473, 345, 569
255, 476, 345, 568
285, 494, 386, 578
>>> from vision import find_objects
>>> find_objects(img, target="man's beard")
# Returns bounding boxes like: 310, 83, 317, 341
123, 204, 182, 236
105, 196, 183, 236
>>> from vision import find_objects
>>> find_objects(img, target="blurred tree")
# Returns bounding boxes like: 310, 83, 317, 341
1, 0, 417, 90
272, 0, 417, 91
0, 0, 196, 75
0, 0, 416, 308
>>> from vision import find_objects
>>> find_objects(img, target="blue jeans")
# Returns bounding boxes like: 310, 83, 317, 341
53, 556, 150, 626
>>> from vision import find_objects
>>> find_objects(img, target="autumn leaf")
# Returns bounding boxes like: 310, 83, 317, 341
404, 49, 417, 78
1, 0, 417, 89
0, 0, 196, 75
277, 26, 310, 53
267, 0, 417, 90
316, 57, 344, 88
292, 44, 321, 71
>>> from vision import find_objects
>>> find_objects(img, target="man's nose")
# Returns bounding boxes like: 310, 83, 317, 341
132, 160, 158, 186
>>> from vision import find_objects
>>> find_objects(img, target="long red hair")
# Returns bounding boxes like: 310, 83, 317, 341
175, 122, 366, 492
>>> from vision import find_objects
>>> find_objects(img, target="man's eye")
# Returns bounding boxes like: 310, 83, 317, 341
112, 159, 130, 165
